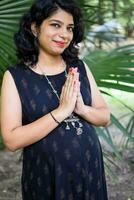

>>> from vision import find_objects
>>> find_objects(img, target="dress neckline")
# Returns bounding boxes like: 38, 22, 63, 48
24, 63, 67, 77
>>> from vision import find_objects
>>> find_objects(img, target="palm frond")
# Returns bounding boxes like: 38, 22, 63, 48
84, 45, 134, 92
0, 0, 33, 82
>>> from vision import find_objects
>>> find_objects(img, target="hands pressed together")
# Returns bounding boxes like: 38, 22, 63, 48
59, 67, 85, 117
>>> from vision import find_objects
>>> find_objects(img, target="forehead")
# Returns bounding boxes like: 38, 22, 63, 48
47, 8, 74, 24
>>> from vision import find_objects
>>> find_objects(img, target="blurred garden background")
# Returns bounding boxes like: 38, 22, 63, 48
0, 0, 134, 199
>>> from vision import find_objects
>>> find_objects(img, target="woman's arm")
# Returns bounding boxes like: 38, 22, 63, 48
0, 70, 78, 151
78, 62, 110, 126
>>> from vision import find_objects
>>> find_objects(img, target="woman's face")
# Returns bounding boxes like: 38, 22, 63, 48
32, 8, 74, 56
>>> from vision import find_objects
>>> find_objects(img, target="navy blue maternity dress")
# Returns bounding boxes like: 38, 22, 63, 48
8, 59, 108, 200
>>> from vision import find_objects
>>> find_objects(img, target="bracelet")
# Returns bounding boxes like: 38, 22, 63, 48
50, 112, 60, 125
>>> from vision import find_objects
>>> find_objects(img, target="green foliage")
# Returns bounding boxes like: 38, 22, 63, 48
0, 0, 33, 84
83, 45, 134, 177
84, 45, 134, 92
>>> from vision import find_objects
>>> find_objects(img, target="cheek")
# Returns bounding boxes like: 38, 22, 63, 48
69, 32, 74, 40
67, 34, 73, 45
39, 28, 52, 38
38, 32, 52, 46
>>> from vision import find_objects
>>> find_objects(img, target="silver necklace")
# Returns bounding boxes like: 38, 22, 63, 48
37, 60, 83, 135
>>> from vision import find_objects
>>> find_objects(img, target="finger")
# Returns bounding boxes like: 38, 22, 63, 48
64, 73, 73, 96
62, 70, 78, 100
62, 72, 73, 100
66, 73, 74, 97
70, 72, 79, 93
72, 80, 79, 100
77, 83, 82, 98
66, 71, 79, 98
77, 81, 81, 94
60, 85, 64, 102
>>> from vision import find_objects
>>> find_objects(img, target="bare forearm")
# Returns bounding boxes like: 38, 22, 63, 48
80, 105, 110, 126
6, 108, 67, 151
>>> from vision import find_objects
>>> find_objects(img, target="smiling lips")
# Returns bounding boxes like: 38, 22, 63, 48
54, 40, 66, 47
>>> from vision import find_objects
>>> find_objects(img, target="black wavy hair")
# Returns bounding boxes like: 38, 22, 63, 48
14, 0, 84, 67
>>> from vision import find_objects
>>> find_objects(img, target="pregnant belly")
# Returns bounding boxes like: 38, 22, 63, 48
23, 122, 101, 167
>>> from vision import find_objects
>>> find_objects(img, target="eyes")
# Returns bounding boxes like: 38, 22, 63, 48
50, 23, 74, 32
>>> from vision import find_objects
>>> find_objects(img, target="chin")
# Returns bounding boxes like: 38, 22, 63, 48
52, 49, 65, 56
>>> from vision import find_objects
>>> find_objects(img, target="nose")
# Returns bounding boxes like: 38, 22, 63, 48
59, 28, 68, 39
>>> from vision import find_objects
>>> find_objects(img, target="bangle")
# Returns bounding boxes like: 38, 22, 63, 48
50, 112, 60, 125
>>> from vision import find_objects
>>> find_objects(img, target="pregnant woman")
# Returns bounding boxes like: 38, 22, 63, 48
1, 0, 110, 199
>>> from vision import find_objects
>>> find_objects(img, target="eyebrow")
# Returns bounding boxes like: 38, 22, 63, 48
48, 19, 74, 26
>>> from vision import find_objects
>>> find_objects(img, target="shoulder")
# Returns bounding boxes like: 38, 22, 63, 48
2, 63, 26, 88
7, 63, 26, 74
2, 66, 18, 89
80, 60, 96, 82
81, 60, 93, 76
76, 59, 95, 80
5, 63, 27, 80
2, 65, 16, 82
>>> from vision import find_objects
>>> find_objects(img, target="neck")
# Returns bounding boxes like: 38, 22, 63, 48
37, 51, 64, 69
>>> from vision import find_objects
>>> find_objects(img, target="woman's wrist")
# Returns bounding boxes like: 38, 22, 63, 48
78, 105, 89, 117
50, 112, 60, 124
52, 107, 69, 123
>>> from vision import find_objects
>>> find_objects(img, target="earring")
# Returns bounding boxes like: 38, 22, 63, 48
33, 32, 37, 37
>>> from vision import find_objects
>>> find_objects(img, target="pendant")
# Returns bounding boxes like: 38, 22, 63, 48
65, 123, 70, 130
78, 122, 83, 128
71, 122, 75, 127
65, 117, 79, 123
64, 114, 83, 135
76, 127, 83, 135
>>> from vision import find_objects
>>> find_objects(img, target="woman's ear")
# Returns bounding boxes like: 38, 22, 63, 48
31, 23, 38, 37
